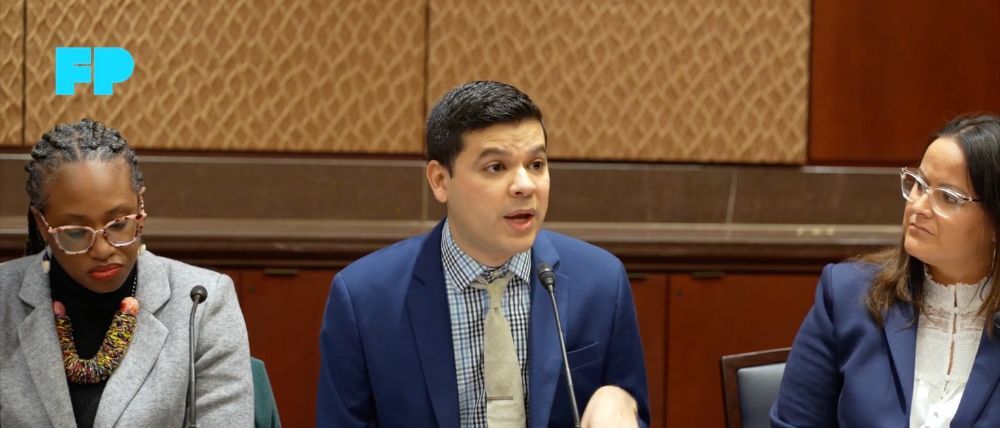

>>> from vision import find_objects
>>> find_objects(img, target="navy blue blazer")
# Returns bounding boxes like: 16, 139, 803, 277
771, 262, 1000, 427
316, 220, 650, 427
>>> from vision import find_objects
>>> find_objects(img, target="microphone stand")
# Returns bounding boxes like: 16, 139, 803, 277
186, 286, 208, 428
537, 263, 581, 428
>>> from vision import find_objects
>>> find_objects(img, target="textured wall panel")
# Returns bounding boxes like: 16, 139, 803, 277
0, 0, 22, 146
428, 0, 810, 163
25, 0, 425, 153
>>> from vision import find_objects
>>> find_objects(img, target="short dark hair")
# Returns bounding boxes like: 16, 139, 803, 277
425, 81, 545, 174
23, 118, 143, 255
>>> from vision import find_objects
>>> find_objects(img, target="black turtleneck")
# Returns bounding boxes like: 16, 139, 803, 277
49, 258, 137, 428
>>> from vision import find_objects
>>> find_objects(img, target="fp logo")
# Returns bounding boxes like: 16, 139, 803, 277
55, 47, 134, 96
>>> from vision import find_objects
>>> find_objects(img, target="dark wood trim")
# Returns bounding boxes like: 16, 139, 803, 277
0, 217, 896, 271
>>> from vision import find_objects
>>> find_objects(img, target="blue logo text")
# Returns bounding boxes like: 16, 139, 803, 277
55, 47, 134, 96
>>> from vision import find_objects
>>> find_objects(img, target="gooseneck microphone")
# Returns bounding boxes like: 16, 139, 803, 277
186, 285, 208, 428
537, 263, 581, 428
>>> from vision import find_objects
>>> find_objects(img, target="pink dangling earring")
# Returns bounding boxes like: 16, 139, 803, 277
138, 243, 146, 255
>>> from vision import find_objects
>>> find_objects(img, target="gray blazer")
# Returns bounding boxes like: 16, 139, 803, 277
0, 251, 253, 427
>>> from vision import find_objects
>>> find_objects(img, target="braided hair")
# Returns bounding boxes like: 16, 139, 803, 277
24, 118, 144, 255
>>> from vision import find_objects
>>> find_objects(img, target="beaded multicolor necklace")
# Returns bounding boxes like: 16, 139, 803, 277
52, 273, 139, 384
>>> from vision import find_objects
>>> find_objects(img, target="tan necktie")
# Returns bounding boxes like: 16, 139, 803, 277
472, 270, 526, 427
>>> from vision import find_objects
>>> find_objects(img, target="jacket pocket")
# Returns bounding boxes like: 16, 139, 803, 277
566, 341, 602, 370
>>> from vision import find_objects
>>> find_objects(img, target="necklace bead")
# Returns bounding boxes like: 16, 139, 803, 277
52, 270, 140, 384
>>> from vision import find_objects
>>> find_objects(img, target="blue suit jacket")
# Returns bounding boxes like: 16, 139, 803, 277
771, 262, 1000, 427
316, 221, 650, 427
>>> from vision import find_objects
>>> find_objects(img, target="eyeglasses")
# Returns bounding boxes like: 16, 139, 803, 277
36, 199, 147, 255
900, 167, 981, 218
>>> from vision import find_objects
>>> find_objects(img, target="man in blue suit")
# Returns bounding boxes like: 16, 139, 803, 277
316, 81, 650, 427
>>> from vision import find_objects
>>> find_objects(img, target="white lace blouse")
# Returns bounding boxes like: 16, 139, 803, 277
910, 273, 991, 428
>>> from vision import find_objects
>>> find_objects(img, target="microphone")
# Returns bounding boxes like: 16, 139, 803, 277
186, 286, 208, 428
537, 263, 581, 428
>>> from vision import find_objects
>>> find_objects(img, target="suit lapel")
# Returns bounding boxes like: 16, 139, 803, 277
884, 304, 917, 416
17, 257, 76, 427
93, 253, 171, 428
951, 325, 1000, 425
406, 221, 460, 428
528, 232, 566, 428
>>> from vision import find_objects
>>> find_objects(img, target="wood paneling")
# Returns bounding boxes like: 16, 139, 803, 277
631, 274, 669, 427
238, 269, 335, 428
809, 0, 1000, 165
665, 272, 817, 428
0, 0, 22, 146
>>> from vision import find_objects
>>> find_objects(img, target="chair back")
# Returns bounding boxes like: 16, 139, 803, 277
720, 348, 790, 428
252, 357, 282, 428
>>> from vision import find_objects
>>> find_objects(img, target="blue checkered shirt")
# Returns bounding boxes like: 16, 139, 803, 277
441, 220, 532, 427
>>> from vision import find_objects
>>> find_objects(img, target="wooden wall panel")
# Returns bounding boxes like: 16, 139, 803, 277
0, 0, 22, 146
24, 0, 425, 153
665, 272, 817, 428
631, 274, 669, 428
239, 269, 335, 428
428, 0, 811, 163
809, 0, 1000, 165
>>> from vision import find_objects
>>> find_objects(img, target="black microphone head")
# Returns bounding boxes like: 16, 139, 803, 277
537, 262, 556, 289
190, 285, 208, 303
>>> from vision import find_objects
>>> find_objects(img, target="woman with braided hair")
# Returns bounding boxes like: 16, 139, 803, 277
0, 118, 253, 427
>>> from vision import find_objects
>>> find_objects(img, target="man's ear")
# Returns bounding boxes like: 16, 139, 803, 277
426, 160, 450, 204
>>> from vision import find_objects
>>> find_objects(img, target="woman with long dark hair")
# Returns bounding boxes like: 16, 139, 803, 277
0, 119, 252, 427
772, 114, 1000, 427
